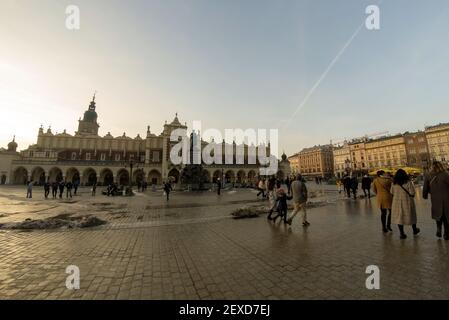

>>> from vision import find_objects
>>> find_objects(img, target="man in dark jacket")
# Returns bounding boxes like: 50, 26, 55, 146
361, 175, 372, 198
343, 174, 351, 198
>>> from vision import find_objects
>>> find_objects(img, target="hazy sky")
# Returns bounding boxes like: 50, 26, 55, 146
1, 0, 449, 155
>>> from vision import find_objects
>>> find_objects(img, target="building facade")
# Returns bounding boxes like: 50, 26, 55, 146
365, 135, 407, 171
403, 131, 430, 169
333, 143, 351, 178
425, 123, 449, 166
4, 96, 288, 186
0, 137, 20, 184
294, 145, 334, 179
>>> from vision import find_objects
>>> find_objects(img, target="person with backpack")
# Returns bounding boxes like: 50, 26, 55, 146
286, 174, 309, 226
391, 169, 420, 239
423, 161, 449, 240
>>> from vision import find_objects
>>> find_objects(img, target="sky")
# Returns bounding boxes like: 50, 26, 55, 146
1, 0, 449, 156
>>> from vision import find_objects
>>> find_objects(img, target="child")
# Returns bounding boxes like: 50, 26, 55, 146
272, 188, 292, 223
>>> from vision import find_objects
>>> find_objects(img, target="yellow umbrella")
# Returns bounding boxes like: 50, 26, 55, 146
400, 167, 423, 175
369, 168, 394, 176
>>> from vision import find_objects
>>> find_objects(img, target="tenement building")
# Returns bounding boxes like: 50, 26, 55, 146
4, 95, 288, 186
333, 143, 351, 178
293, 145, 334, 179
365, 134, 408, 171
425, 123, 449, 165
403, 131, 430, 169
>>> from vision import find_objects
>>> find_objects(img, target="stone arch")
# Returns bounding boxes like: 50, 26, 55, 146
1, 174, 6, 185
82, 168, 97, 186
212, 170, 221, 183
133, 169, 145, 185
117, 169, 129, 186
202, 169, 211, 183
168, 168, 180, 183
236, 170, 246, 184
148, 169, 162, 185
248, 170, 257, 185
100, 168, 114, 186
48, 167, 63, 183
31, 167, 46, 185
66, 167, 80, 183
225, 170, 235, 183
13, 167, 28, 184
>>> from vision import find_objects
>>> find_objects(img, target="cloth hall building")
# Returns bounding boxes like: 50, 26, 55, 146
2, 96, 289, 186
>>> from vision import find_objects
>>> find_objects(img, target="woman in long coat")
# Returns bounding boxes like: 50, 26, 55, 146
423, 161, 449, 240
390, 169, 420, 239
373, 170, 393, 233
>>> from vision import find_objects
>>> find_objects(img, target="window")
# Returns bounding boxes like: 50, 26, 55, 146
86, 153, 91, 160
30, 151, 34, 157
45, 151, 50, 158
100, 153, 106, 161
115, 154, 121, 161
152, 151, 160, 162
71, 152, 77, 160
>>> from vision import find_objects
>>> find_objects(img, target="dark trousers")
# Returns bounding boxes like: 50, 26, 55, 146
217, 187, 221, 195
257, 188, 265, 198
398, 224, 418, 235
345, 187, 351, 198
165, 191, 170, 201
437, 215, 449, 235
381, 208, 392, 230
66, 189, 72, 198
44, 189, 50, 198
52, 189, 57, 198
363, 188, 371, 198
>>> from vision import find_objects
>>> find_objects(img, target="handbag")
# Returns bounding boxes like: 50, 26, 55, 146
400, 184, 415, 198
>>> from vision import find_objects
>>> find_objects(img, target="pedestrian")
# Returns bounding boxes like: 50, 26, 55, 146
267, 177, 280, 220
336, 179, 343, 194
256, 179, 265, 198
26, 180, 33, 198
216, 178, 222, 195
92, 181, 97, 196
272, 188, 292, 223
286, 176, 291, 195
58, 181, 65, 199
73, 180, 79, 195
350, 175, 358, 200
44, 181, 50, 199
266, 177, 277, 220
391, 169, 420, 239
286, 174, 309, 226
423, 161, 449, 240
361, 174, 372, 198
137, 181, 142, 192
163, 181, 172, 201
66, 181, 73, 198
373, 170, 393, 233
51, 181, 58, 198
343, 174, 351, 198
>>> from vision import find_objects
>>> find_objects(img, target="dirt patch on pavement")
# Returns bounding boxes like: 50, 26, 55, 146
1, 214, 107, 230
231, 205, 266, 219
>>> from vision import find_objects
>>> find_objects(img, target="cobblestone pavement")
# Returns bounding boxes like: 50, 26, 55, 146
0, 184, 448, 300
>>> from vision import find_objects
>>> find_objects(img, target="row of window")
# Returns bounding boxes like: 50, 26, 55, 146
68, 151, 161, 162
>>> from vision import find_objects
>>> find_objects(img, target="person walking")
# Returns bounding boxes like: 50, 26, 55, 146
361, 174, 372, 198
272, 188, 292, 223
423, 161, 449, 240
44, 181, 50, 199
163, 181, 172, 201
66, 181, 73, 198
391, 169, 420, 239
92, 181, 97, 196
373, 170, 393, 233
26, 180, 33, 198
256, 179, 265, 198
216, 178, 222, 195
51, 181, 58, 199
350, 175, 358, 200
286, 176, 291, 195
343, 174, 351, 198
266, 177, 277, 220
58, 181, 65, 199
287, 174, 309, 226
73, 180, 79, 196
